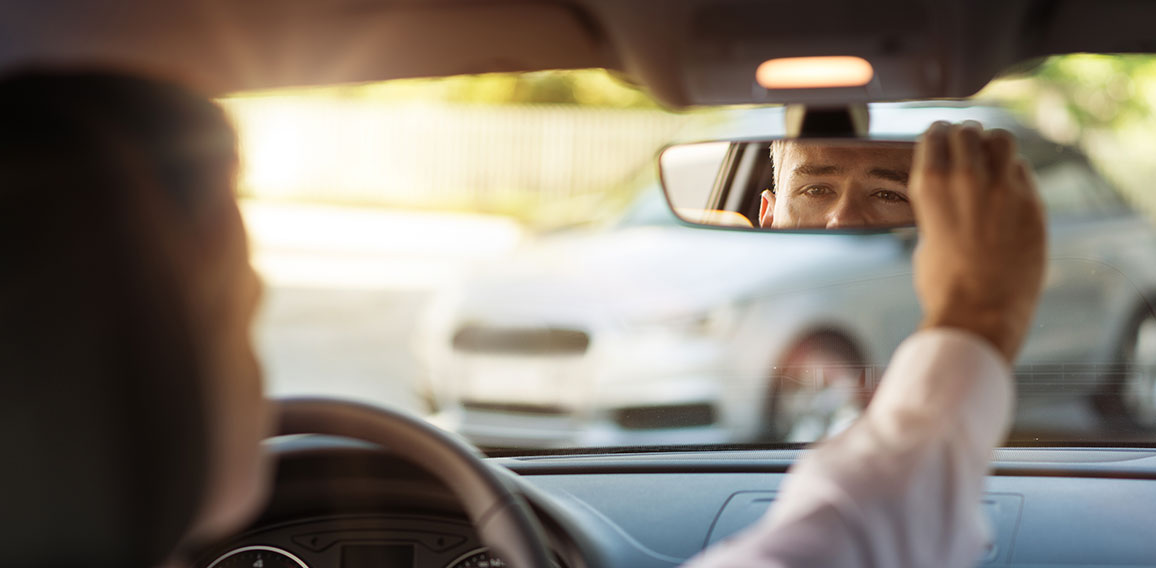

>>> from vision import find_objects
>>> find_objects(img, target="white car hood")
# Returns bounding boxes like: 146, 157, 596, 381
450, 225, 903, 326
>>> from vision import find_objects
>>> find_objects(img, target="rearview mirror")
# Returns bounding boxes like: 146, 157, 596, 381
659, 139, 916, 231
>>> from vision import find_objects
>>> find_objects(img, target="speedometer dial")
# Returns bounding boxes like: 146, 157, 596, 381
206, 545, 310, 568
444, 548, 507, 568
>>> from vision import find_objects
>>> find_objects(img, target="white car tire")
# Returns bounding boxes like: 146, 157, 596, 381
763, 333, 871, 443
1096, 306, 1156, 432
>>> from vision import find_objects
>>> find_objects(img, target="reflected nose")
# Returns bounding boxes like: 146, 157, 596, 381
825, 195, 870, 229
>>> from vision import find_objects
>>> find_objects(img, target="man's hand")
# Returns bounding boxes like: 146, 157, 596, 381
911, 122, 1047, 363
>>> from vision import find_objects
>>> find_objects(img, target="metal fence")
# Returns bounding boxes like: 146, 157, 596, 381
221, 99, 705, 208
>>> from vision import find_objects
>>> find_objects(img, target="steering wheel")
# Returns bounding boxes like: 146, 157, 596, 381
277, 398, 553, 568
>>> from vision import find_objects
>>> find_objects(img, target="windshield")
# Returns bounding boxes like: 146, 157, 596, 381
226, 56, 1156, 452
614, 186, 681, 228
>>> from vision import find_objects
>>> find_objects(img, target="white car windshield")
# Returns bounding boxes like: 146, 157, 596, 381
231, 56, 1156, 451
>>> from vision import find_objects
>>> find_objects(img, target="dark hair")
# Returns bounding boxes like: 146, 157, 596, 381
0, 70, 237, 567
45, 71, 237, 211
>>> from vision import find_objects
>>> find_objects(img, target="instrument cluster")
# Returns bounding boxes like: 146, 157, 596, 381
197, 515, 518, 568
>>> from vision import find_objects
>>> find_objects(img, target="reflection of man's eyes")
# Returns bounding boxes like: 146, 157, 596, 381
799, 185, 834, 197
872, 190, 909, 203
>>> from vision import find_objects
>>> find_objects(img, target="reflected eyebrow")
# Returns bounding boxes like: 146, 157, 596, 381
793, 164, 842, 176
869, 168, 909, 184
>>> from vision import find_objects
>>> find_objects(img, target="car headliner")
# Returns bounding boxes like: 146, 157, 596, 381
3, 0, 1155, 105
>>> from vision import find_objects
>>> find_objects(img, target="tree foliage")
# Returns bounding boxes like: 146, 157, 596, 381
981, 54, 1156, 213
983, 55, 1156, 138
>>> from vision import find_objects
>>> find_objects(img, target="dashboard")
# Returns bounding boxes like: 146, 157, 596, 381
200, 516, 501, 568
194, 437, 1156, 568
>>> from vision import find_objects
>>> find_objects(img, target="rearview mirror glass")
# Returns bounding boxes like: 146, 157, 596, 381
659, 139, 916, 231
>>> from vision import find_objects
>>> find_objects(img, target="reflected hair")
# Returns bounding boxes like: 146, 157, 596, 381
769, 139, 788, 194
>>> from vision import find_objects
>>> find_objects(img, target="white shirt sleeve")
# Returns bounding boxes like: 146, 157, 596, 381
684, 328, 1014, 568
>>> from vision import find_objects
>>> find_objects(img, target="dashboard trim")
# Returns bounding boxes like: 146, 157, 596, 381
495, 447, 1156, 479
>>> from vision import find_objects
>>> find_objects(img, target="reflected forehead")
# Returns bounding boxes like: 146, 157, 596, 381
781, 142, 913, 174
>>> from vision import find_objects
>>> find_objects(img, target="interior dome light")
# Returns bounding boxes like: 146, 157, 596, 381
756, 56, 875, 89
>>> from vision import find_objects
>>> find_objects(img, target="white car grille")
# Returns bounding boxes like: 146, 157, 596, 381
452, 326, 590, 355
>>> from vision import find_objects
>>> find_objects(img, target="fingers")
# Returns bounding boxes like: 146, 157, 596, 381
949, 121, 986, 184
911, 122, 951, 227
982, 128, 1016, 178
913, 122, 1035, 223
916, 122, 1020, 186
915, 121, 995, 180
915, 121, 951, 174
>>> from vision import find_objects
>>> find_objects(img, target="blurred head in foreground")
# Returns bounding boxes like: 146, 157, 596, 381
0, 70, 267, 566
760, 140, 915, 229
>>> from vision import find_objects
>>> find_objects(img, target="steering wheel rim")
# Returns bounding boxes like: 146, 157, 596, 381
277, 398, 553, 568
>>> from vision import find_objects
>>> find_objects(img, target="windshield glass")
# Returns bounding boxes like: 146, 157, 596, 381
225, 56, 1156, 451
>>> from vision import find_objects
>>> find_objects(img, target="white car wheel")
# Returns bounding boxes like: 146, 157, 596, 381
1122, 314, 1156, 429
765, 334, 870, 443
